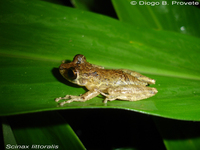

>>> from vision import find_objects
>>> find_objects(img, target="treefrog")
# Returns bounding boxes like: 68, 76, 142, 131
55, 54, 158, 106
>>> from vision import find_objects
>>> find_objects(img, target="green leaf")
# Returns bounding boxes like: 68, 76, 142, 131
2, 117, 18, 147
71, 0, 95, 10
0, 0, 200, 121
71, 0, 118, 18
154, 117, 200, 150
112, 0, 200, 37
6, 112, 86, 150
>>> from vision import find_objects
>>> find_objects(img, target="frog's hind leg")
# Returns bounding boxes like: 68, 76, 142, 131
99, 85, 158, 103
97, 92, 117, 103
120, 69, 155, 84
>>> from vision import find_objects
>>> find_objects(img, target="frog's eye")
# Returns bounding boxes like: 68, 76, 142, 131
67, 67, 77, 80
73, 54, 86, 64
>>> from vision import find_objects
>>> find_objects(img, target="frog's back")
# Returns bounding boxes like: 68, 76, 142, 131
89, 69, 148, 87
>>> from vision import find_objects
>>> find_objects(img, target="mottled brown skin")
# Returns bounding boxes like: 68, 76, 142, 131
55, 54, 158, 106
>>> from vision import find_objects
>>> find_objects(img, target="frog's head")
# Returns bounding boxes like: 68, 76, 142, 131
59, 54, 88, 86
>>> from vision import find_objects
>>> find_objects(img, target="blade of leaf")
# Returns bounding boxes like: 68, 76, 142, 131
71, 0, 117, 18
1, 0, 200, 79
1, 117, 18, 148
0, 0, 200, 121
153, 117, 200, 150
71, 0, 95, 10
7, 112, 86, 150
112, 0, 200, 38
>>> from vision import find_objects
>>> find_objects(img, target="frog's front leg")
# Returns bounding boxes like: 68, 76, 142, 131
55, 89, 100, 106
99, 85, 158, 103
